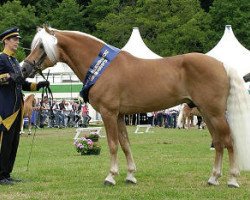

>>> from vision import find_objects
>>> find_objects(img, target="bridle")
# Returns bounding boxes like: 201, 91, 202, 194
22, 44, 54, 119
23, 50, 47, 77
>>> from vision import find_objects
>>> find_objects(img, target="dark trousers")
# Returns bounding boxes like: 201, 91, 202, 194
0, 111, 21, 180
197, 116, 202, 127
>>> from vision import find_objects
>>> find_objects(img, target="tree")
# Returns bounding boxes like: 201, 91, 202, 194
208, 0, 250, 49
34, 0, 62, 22
95, 0, 212, 55
0, 0, 38, 56
82, 0, 120, 32
199, 0, 214, 12
44, 0, 84, 31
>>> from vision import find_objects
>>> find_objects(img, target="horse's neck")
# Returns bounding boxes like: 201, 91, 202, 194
25, 96, 34, 103
58, 32, 104, 81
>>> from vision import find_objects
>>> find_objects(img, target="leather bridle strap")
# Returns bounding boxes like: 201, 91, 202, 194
23, 51, 47, 76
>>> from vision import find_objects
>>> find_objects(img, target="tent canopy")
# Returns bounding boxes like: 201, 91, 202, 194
122, 27, 161, 59
206, 25, 250, 78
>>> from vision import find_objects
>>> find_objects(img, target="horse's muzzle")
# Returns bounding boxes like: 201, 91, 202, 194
243, 73, 250, 83
21, 62, 37, 78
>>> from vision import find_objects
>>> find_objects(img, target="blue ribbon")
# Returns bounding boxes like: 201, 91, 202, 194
80, 44, 121, 102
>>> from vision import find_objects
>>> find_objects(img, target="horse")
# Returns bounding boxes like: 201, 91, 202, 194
177, 103, 205, 129
20, 94, 36, 135
21, 26, 250, 188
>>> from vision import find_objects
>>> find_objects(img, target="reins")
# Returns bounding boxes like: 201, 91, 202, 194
26, 70, 54, 171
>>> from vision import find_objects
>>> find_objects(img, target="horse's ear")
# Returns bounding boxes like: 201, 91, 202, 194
36, 26, 42, 32
44, 25, 54, 35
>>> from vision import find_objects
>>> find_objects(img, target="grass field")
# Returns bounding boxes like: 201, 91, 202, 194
1, 126, 250, 200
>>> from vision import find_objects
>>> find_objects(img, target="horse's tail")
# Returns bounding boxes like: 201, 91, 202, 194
177, 104, 184, 129
225, 64, 250, 171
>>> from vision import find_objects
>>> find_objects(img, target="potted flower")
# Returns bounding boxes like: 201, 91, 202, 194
86, 132, 100, 142
74, 137, 101, 155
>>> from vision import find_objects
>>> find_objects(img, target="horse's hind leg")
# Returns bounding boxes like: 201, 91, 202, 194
117, 114, 137, 184
205, 115, 239, 187
101, 110, 119, 185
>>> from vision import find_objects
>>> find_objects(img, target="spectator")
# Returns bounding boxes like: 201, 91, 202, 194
82, 103, 91, 127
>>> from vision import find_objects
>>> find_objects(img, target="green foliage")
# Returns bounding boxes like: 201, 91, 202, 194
209, 0, 250, 49
15, 47, 26, 61
83, 0, 120, 32
95, 0, 212, 55
0, 0, 38, 50
44, 0, 84, 31
0, 0, 249, 56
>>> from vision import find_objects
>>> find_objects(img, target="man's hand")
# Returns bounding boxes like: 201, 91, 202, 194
37, 81, 50, 90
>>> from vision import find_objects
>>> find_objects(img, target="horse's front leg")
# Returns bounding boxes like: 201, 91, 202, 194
101, 110, 119, 186
20, 118, 25, 134
117, 114, 137, 184
28, 117, 32, 135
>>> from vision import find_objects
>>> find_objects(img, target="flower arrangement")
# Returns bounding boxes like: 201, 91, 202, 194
74, 133, 101, 155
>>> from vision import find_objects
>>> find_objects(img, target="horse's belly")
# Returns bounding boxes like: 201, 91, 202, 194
119, 89, 184, 114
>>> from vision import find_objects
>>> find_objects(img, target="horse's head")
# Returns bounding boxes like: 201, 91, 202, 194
21, 26, 58, 78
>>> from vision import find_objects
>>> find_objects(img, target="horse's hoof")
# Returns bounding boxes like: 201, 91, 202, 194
104, 180, 115, 186
228, 183, 239, 188
207, 177, 219, 186
125, 174, 137, 184
208, 181, 219, 186
227, 180, 239, 188
125, 179, 137, 184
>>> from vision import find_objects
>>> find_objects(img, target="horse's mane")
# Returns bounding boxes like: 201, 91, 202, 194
31, 28, 58, 63
66, 30, 105, 44
31, 27, 105, 63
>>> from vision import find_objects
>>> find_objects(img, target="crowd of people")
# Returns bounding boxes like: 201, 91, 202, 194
25, 97, 91, 129
124, 107, 180, 128
26, 101, 203, 130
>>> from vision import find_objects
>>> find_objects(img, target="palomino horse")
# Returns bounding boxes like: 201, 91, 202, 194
20, 94, 36, 135
177, 103, 205, 129
21, 27, 250, 187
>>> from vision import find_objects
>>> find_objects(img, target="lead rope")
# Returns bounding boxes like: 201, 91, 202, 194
26, 70, 53, 171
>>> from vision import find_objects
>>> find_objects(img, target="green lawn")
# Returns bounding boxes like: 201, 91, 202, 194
1, 126, 249, 200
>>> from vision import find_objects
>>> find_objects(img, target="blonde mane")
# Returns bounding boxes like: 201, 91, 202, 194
31, 28, 58, 63
31, 28, 105, 64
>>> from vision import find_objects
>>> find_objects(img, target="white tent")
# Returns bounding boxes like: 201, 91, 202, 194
43, 62, 73, 74
26, 62, 79, 83
122, 27, 162, 59
206, 25, 250, 78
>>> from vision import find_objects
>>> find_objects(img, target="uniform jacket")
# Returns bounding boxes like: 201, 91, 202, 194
0, 50, 37, 131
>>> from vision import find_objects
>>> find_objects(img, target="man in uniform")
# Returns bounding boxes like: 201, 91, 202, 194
0, 27, 49, 185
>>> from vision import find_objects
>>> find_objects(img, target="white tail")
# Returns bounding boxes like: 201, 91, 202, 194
225, 64, 250, 171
